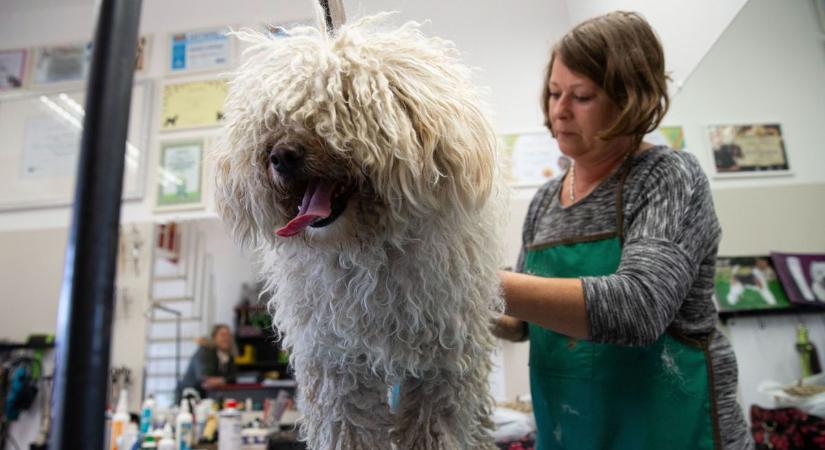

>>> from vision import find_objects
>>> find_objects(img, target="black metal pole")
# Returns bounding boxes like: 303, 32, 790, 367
50, 1, 142, 449
319, 0, 334, 35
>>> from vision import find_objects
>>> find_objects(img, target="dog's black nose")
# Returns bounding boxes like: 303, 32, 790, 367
269, 146, 304, 176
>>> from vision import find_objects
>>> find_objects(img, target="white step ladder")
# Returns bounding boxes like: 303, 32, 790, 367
142, 221, 215, 408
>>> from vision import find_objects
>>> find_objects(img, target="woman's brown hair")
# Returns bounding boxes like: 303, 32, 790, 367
541, 11, 670, 147
210, 323, 231, 339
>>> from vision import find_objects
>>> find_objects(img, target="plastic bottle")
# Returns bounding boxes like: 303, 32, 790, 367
202, 401, 220, 443
157, 423, 176, 450
194, 399, 213, 443
140, 394, 156, 434
118, 422, 139, 450
218, 399, 242, 450
796, 324, 822, 378
110, 389, 130, 450
175, 399, 194, 450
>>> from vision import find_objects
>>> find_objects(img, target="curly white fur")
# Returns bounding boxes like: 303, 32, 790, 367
213, 14, 504, 450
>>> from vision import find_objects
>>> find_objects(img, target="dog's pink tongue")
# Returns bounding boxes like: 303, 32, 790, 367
276, 179, 334, 237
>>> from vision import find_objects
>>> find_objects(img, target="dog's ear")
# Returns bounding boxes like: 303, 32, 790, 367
420, 100, 498, 214
376, 46, 498, 217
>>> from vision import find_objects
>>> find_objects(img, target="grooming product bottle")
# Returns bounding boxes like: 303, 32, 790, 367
796, 324, 822, 378
110, 389, 130, 450
175, 399, 194, 450
218, 399, 242, 450
140, 394, 156, 434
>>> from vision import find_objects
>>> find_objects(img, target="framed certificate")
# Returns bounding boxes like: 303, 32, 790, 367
167, 27, 233, 74
646, 125, 685, 150
500, 130, 569, 187
708, 123, 792, 178
0, 48, 28, 91
155, 139, 205, 211
713, 256, 792, 313
160, 78, 228, 131
0, 82, 152, 210
29, 42, 92, 87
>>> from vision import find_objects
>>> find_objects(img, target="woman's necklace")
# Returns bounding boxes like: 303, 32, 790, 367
569, 164, 576, 202
568, 149, 634, 203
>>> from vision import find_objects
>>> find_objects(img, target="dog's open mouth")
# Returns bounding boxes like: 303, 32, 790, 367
275, 179, 354, 237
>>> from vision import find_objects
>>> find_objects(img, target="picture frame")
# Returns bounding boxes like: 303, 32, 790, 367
770, 252, 825, 307
646, 125, 685, 150
713, 256, 793, 313
29, 42, 92, 88
499, 129, 569, 187
0, 81, 152, 211
134, 35, 151, 75
707, 123, 792, 178
0, 48, 28, 92
155, 139, 205, 211
167, 27, 234, 75
160, 78, 228, 131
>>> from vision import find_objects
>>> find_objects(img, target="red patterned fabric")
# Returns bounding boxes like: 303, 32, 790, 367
752, 405, 825, 450
497, 434, 535, 450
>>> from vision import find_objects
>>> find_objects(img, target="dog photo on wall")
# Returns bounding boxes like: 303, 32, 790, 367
212, 2, 505, 449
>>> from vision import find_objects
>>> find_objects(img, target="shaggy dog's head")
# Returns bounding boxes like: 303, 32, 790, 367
214, 14, 498, 250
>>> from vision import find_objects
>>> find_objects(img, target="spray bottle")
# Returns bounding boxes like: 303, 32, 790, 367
140, 394, 156, 434
119, 422, 139, 450
175, 399, 194, 450
110, 389, 130, 450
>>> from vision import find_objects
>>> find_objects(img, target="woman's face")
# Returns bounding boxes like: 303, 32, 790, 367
214, 327, 232, 352
547, 58, 619, 160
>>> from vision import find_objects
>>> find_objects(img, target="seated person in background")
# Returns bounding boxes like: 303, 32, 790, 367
177, 323, 237, 400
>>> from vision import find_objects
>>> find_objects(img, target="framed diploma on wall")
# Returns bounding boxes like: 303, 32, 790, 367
0, 82, 152, 211
167, 27, 234, 75
0, 48, 28, 91
708, 123, 792, 178
154, 139, 205, 211
499, 130, 569, 187
160, 78, 228, 131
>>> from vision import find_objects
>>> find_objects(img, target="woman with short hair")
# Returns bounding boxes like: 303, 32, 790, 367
176, 323, 237, 401
494, 11, 751, 450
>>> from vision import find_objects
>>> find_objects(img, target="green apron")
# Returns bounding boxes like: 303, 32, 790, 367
522, 163, 720, 450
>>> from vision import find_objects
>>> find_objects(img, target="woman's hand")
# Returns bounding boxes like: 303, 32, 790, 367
491, 314, 528, 342
201, 376, 227, 389
498, 270, 590, 339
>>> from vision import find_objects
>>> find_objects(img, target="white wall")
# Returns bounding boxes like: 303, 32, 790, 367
194, 219, 258, 332
563, 0, 749, 92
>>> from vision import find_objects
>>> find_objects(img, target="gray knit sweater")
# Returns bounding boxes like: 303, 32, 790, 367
516, 146, 752, 450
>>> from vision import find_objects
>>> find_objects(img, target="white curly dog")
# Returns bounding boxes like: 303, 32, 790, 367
213, 14, 503, 450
